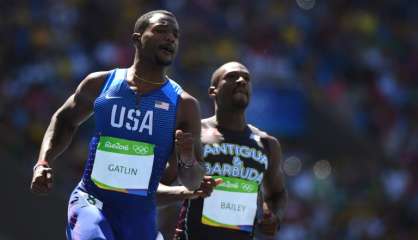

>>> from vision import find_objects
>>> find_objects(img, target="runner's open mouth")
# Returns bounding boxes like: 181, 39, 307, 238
159, 45, 175, 54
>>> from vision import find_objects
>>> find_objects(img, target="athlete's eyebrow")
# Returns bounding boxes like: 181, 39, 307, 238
152, 20, 179, 31
152, 24, 180, 38
152, 17, 178, 26
224, 71, 250, 79
153, 24, 179, 31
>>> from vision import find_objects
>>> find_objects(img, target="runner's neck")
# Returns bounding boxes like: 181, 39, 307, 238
214, 113, 247, 132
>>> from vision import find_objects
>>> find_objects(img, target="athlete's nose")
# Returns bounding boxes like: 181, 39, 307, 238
236, 76, 248, 86
165, 31, 176, 43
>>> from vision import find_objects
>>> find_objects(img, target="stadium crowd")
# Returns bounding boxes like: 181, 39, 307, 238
1, 0, 417, 239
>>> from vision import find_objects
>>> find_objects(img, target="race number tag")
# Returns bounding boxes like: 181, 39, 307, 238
202, 176, 258, 232
91, 136, 155, 196
69, 190, 103, 210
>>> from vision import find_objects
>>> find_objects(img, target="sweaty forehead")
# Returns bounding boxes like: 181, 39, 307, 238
211, 62, 250, 86
148, 13, 178, 27
221, 63, 249, 76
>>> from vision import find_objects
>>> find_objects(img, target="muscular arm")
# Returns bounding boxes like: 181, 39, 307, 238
262, 136, 288, 222
36, 72, 107, 166
156, 183, 194, 207
163, 92, 205, 191
31, 72, 108, 194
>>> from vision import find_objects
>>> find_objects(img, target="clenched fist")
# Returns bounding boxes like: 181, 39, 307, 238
257, 202, 280, 236
191, 176, 223, 199
30, 164, 53, 195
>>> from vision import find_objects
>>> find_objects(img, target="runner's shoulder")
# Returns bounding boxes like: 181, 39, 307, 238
81, 70, 112, 87
75, 70, 112, 100
201, 116, 216, 130
177, 91, 200, 124
248, 124, 280, 147
179, 90, 199, 106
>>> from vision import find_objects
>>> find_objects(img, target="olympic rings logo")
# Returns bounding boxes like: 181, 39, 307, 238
133, 145, 149, 154
241, 183, 255, 192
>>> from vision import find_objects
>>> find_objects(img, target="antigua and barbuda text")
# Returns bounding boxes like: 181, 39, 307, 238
203, 143, 268, 184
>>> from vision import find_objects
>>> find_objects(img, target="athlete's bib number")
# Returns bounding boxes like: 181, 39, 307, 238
91, 136, 155, 196
202, 176, 258, 232
69, 190, 103, 210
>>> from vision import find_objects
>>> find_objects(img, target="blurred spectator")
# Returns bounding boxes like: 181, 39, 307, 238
2, 0, 417, 239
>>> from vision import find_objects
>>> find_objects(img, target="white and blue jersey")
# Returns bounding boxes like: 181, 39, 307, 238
67, 68, 182, 240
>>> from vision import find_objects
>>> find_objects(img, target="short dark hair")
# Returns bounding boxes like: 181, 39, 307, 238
134, 10, 175, 34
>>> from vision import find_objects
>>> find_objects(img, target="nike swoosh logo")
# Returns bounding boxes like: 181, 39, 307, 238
105, 94, 122, 99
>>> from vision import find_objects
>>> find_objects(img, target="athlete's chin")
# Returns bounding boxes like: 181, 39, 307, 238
155, 52, 175, 66
232, 99, 249, 109
155, 57, 173, 66
232, 96, 249, 107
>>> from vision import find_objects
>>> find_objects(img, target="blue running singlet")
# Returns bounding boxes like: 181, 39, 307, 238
66, 69, 182, 240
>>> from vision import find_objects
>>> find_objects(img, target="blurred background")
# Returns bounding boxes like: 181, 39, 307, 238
1, 0, 418, 239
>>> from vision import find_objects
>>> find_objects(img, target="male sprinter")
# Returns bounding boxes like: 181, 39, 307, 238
158, 62, 287, 239
30, 10, 205, 240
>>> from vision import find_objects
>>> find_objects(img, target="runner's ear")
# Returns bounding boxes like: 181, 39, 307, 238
132, 33, 142, 47
208, 86, 216, 99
